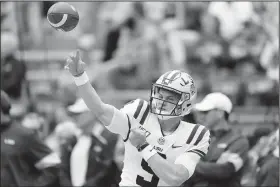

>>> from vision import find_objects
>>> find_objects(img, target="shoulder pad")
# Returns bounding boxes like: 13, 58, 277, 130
121, 99, 150, 124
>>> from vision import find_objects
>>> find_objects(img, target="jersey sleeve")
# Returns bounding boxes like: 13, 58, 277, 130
186, 125, 211, 158
106, 99, 150, 141
216, 137, 249, 172
27, 133, 61, 169
174, 126, 211, 177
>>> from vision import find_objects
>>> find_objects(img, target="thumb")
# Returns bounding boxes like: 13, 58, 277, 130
80, 61, 86, 71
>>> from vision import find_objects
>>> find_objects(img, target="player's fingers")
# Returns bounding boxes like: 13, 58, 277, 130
131, 128, 145, 136
64, 58, 71, 70
75, 50, 80, 61
69, 52, 77, 62
69, 52, 79, 70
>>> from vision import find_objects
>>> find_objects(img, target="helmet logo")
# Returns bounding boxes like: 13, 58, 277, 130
162, 78, 171, 85
162, 71, 181, 85
190, 84, 196, 96
180, 77, 189, 86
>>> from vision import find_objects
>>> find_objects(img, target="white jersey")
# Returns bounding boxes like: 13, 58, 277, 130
106, 99, 210, 187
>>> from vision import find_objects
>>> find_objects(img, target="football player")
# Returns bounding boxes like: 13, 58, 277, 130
64, 50, 210, 186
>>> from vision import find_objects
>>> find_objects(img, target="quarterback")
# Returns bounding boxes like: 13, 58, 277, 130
65, 50, 211, 186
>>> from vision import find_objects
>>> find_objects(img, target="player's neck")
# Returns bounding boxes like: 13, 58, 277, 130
158, 117, 181, 133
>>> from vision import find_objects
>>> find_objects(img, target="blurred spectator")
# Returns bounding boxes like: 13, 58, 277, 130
241, 128, 279, 187
1, 2, 17, 33
259, 39, 279, 81
30, 92, 60, 134
185, 93, 249, 187
59, 98, 120, 187
97, 2, 133, 62
199, 2, 266, 69
206, 2, 256, 41
1, 31, 26, 100
1, 90, 61, 187
93, 2, 161, 90
166, 2, 208, 68
1, 32, 32, 129
45, 120, 79, 156
111, 2, 161, 89
246, 126, 273, 149
21, 112, 46, 140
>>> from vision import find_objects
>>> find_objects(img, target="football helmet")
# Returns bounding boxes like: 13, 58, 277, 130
150, 70, 197, 120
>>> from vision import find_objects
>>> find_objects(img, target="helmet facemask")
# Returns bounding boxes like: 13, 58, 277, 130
150, 84, 192, 120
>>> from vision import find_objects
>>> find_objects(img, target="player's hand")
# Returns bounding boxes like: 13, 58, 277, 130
129, 127, 147, 148
64, 50, 86, 77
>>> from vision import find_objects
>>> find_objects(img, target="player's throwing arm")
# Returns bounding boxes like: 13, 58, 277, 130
64, 50, 118, 126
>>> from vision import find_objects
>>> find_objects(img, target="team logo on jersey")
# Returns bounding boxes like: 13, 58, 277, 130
157, 137, 165, 145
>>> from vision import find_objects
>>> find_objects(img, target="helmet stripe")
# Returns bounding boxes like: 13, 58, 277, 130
162, 71, 172, 81
166, 70, 179, 80
161, 70, 180, 85
168, 70, 180, 81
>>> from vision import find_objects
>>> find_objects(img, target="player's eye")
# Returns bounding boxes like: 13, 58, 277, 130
158, 94, 163, 99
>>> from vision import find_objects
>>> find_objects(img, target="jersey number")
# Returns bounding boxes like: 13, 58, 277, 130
136, 153, 166, 187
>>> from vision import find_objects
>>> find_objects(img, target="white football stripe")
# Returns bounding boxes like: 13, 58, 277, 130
167, 70, 180, 80
48, 14, 68, 27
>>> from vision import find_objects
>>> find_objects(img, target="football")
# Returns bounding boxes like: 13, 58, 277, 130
47, 2, 79, 32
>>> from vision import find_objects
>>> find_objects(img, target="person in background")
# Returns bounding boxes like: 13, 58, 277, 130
255, 128, 279, 187
45, 120, 79, 157
1, 31, 28, 107
185, 92, 249, 187
59, 98, 120, 187
1, 90, 61, 187
21, 112, 46, 140
241, 128, 279, 187
97, 2, 161, 90
246, 126, 274, 149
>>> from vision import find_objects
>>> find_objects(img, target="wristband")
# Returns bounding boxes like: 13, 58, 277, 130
137, 142, 149, 152
73, 72, 89, 86
141, 144, 157, 162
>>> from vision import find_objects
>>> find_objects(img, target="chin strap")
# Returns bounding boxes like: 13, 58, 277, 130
157, 114, 177, 120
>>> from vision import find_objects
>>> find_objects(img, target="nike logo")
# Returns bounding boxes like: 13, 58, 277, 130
172, 144, 183, 148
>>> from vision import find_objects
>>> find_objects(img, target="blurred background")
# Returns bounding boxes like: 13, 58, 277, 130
1, 1, 279, 186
